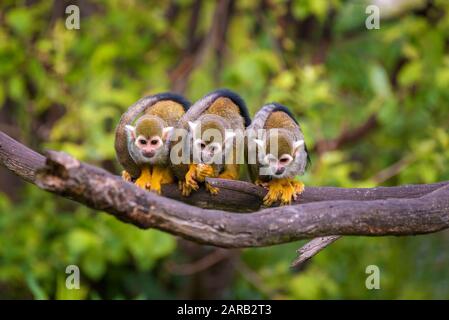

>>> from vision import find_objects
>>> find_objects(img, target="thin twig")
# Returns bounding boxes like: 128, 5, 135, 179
313, 114, 379, 155
291, 236, 341, 268
166, 248, 234, 276
235, 258, 277, 298
371, 155, 415, 184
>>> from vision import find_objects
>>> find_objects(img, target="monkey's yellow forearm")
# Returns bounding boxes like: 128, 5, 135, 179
150, 166, 174, 194
218, 164, 239, 180
181, 164, 199, 196
134, 166, 152, 190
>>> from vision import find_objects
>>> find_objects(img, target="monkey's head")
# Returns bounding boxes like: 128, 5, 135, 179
126, 115, 173, 165
254, 129, 305, 179
188, 115, 235, 165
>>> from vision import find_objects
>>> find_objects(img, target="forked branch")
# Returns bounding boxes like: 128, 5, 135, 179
1, 131, 449, 253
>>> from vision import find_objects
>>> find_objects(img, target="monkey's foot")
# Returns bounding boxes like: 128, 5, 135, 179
263, 180, 283, 206
183, 164, 199, 196
291, 180, 305, 200
196, 164, 215, 182
205, 183, 219, 195
134, 167, 152, 190
179, 181, 193, 197
255, 179, 269, 188
263, 179, 295, 206
279, 183, 295, 206
122, 170, 132, 182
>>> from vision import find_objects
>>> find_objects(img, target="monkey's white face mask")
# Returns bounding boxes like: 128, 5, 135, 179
253, 138, 304, 178
126, 125, 173, 165
188, 121, 236, 165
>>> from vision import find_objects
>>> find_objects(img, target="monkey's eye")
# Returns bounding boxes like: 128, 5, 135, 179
139, 139, 147, 145
279, 157, 290, 164
150, 139, 159, 145
200, 142, 206, 149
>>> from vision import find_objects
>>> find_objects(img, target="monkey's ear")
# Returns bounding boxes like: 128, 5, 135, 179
253, 138, 265, 148
162, 126, 174, 140
125, 125, 136, 140
293, 140, 304, 155
188, 121, 197, 132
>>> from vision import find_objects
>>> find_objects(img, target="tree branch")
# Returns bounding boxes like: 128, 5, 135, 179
313, 114, 379, 155
165, 248, 234, 276
291, 236, 341, 268
2, 130, 449, 251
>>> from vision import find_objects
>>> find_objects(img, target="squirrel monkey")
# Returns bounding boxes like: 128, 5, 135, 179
170, 89, 251, 196
246, 103, 310, 206
115, 93, 190, 194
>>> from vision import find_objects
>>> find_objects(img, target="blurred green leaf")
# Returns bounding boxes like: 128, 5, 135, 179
26, 274, 48, 300
6, 8, 33, 35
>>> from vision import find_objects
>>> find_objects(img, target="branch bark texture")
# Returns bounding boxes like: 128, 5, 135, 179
1, 131, 449, 249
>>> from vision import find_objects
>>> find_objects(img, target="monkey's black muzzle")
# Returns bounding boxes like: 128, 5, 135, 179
275, 167, 285, 175
142, 150, 155, 158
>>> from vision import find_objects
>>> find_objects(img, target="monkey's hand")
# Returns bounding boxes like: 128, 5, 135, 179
205, 183, 219, 195
179, 181, 192, 197
203, 164, 239, 195
134, 166, 152, 190
263, 178, 296, 206
183, 164, 199, 196
198, 164, 219, 195
291, 180, 305, 201
122, 170, 133, 182
196, 164, 215, 182
255, 179, 269, 188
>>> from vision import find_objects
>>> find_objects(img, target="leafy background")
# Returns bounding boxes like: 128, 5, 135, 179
1, 0, 449, 299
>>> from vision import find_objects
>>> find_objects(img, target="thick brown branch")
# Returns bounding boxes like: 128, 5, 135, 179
0, 131, 46, 183
4, 130, 446, 212
1, 131, 449, 249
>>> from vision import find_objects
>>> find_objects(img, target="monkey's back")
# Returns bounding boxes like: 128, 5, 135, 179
265, 111, 298, 131
204, 97, 245, 130
145, 100, 186, 127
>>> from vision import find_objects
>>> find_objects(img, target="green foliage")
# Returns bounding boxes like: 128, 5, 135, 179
0, 186, 176, 299
0, 0, 448, 299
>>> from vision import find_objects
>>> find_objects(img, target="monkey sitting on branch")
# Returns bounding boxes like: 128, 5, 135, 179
246, 103, 310, 206
114, 93, 190, 194
170, 89, 251, 196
